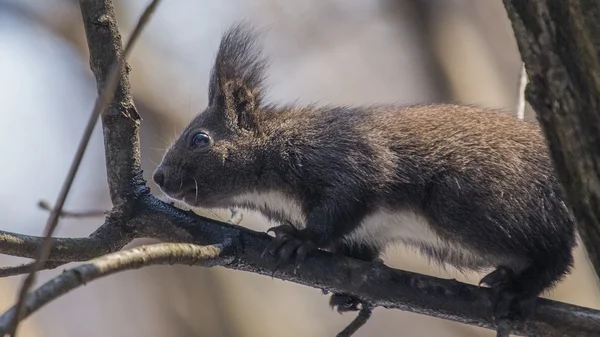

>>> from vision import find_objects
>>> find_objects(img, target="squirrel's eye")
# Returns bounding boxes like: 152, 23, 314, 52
191, 132, 212, 149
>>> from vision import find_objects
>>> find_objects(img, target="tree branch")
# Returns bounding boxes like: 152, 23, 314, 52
139, 198, 600, 337
81, 0, 152, 205
8, 1, 161, 335
0, 223, 131, 262
336, 305, 373, 337
37, 201, 106, 218
3, 198, 600, 336
0, 264, 35, 279
503, 0, 600, 283
0, 262, 65, 278
0, 242, 232, 336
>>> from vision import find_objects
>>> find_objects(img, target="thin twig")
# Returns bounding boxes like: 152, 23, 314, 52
38, 201, 106, 218
0, 264, 34, 278
516, 62, 527, 120
0, 242, 232, 336
0, 261, 64, 278
8, 1, 162, 336
336, 304, 373, 337
0, 221, 132, 262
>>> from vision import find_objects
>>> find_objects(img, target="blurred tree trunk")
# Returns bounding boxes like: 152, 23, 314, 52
504, 0, 600, 284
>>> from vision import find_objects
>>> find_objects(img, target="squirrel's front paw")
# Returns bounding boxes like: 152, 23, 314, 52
262, 223, 316, 272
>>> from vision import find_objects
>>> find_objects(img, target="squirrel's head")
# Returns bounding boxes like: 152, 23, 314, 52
153, 23, 271, 208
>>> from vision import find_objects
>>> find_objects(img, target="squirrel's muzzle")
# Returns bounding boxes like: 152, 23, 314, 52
153, 168, 165, 188
152, 166, 189, 199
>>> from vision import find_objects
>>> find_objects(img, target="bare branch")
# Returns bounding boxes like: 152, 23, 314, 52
0, 225, 130, 262
336, 304, 373, 337
38, 201, 106, 218
0, 264, 33, 278
81, 0, 152, 203
0, 242, 232, 336
9, 1, 162, 335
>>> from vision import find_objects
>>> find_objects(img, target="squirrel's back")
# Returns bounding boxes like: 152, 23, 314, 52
256, 103, 574, 271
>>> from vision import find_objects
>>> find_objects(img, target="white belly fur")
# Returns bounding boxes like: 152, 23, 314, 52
232, 191, 486, 269
232, 190, 306, 227
344, 209, 441, 249
346, 209, 489, 269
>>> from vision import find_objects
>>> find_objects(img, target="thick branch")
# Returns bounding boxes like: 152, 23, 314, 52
80, 0, 147, 206
0, 242, 232, 335
137, 195, 600, 337
8, 3, 161, 335
1, 194, 599, 336
503, 0, 600, 282
2, 194, 599, 336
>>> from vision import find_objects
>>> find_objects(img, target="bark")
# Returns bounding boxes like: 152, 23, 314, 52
503, 0, 600, 283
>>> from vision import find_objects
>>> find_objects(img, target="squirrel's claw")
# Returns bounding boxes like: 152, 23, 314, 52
264, 223, 317, 274
479, 266, 537, 337
479, 265, 514, 288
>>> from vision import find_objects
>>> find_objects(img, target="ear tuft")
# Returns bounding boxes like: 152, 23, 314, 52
208, 22, 268, 131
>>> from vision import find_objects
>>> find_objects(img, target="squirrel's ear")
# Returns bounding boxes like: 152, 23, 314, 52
208, 22, 266, 132
209, 76, 261, 131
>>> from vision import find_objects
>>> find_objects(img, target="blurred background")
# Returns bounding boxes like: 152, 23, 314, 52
1, 0, 599, 336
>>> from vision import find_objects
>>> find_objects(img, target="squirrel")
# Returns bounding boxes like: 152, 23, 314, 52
153, 22, 576, 328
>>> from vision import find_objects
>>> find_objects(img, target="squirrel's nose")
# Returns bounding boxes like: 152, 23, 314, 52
153, 168, 165, 187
